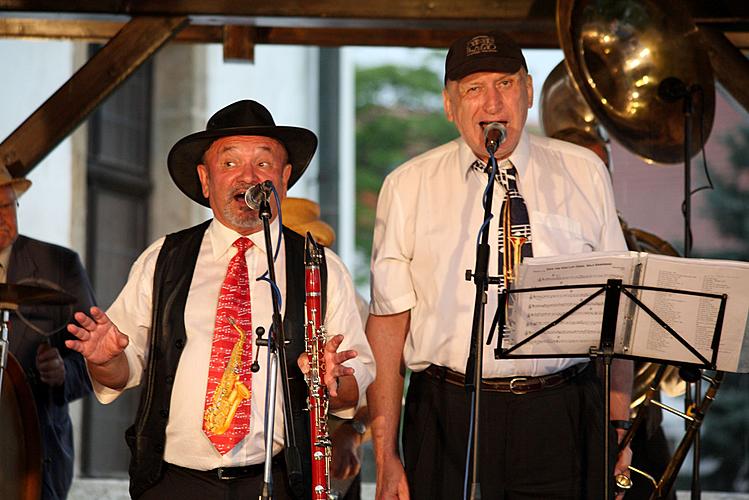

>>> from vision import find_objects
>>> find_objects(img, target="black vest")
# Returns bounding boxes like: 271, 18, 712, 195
125, 221, 324, 499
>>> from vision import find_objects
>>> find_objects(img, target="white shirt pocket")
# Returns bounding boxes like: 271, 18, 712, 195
530, 211, 593, 256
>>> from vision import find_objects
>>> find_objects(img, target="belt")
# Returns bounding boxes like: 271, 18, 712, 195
422, 363, 587, 394
169, 455, 282, 481
211, 463, 265, 481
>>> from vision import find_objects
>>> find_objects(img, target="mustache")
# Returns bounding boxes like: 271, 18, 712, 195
227, 183, 254, 202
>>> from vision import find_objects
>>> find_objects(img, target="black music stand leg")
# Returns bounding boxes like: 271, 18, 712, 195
599, 279, 623, 500
603, 355, 612, 500
691, 378, 701, 500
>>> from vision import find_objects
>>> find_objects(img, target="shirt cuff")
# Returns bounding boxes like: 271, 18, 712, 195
90, 347, 143, 404
370, 290, 416, 316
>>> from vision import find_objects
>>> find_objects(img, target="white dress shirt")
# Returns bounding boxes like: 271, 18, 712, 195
95, 218, 375, 470
370, 131, 627, 377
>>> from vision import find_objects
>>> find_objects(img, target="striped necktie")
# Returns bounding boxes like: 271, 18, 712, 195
473, 159, 533, 289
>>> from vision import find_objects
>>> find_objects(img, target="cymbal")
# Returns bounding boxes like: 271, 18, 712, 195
0, 283, 75, 310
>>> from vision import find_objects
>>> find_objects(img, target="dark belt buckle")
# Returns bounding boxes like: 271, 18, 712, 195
509, 377, 529, 395
217, 467, 243, 480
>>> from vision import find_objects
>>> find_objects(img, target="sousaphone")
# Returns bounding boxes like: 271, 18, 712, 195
551, 3, 719, 496
540, 60, 606, 145
540, 60, 612, 168
556, 0, 715, 164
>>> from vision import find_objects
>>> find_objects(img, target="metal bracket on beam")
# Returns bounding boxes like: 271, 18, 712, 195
0, 15, 189, 178
223, 25, 256, 63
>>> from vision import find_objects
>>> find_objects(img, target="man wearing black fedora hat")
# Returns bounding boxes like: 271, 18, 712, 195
367, 32, 632, 498
66, 100, 375, 499
0, 166, 96, 499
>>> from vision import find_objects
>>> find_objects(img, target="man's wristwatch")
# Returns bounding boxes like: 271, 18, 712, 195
610, 419, 632, 430
348, 418, 367, 435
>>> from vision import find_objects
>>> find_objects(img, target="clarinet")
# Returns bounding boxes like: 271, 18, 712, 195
304, 233, 332, 499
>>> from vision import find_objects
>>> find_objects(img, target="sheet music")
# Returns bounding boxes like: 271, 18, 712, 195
629, 255, 749, 372
505, 251, 639, 356
502, 251, 749, 372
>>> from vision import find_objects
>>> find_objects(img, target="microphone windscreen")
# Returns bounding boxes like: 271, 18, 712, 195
484, 122, 507, 152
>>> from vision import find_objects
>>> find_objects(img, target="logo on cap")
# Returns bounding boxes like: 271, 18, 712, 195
466, 35, 497, 57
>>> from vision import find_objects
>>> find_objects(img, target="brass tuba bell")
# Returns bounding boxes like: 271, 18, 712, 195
540, 60, 612, 168
556, 0, 716, 164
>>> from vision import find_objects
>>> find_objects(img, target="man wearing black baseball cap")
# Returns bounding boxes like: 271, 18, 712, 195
367, 32, 632, 499
67, 100, 375, 499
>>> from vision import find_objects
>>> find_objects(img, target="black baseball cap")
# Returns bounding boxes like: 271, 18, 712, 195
444, 31, 528, 84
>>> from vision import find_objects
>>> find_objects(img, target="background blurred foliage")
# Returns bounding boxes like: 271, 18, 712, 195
355, 59, 457, 284
689, 125, 749, 492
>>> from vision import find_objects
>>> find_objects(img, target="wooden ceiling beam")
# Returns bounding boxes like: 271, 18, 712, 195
0, 16, 188, 177
700, 26, 749, 114
0, 0, 553, 21
223, 25, 255, 62
0, 17, 559, 49
0, 18, 220, 43
2, 17, 749, 50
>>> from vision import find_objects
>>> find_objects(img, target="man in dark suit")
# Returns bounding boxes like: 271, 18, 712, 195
0, 166, 96, 499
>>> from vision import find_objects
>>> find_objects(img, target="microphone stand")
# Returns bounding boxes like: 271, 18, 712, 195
681, 85, 703, 500
256, 195, 302, 500
464, 141, 500, 500
658, 77, 703, 499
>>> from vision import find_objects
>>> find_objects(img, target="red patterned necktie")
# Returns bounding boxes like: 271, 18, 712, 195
203, 236, 254, 455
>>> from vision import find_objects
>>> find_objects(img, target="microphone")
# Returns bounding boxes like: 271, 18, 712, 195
244, 180, 274, 210
484, 122, 507, 154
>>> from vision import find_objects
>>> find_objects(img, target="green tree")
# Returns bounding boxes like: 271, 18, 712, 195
355, 60, 458, 284
704, 126, 749, 260
698, 373, 749, 491
690, 126, 749, 492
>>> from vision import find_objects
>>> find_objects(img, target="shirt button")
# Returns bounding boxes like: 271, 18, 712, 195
175, 339, 185, 349
165, 375, 174, 384
160, 409, 169, 418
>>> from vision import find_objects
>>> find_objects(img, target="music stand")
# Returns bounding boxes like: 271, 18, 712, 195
492, 278, 726, 499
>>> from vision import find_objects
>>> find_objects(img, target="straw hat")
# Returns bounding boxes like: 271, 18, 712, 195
281, 197, 336, 247
0, 166, 31, 197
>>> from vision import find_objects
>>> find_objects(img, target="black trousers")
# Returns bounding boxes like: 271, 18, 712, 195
139, 458, 295, 500
403, 363, 616, 500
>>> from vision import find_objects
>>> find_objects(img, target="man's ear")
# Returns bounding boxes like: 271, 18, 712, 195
443, 87, 455, 123
526, 73, 534, 109
197, 164, 210, 199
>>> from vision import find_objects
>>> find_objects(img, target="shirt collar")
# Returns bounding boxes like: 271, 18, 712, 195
461, 129, 531, 179
208, 217, 280, 261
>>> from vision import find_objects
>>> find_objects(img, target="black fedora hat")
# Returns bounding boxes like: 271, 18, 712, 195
168, 100, 318, 207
